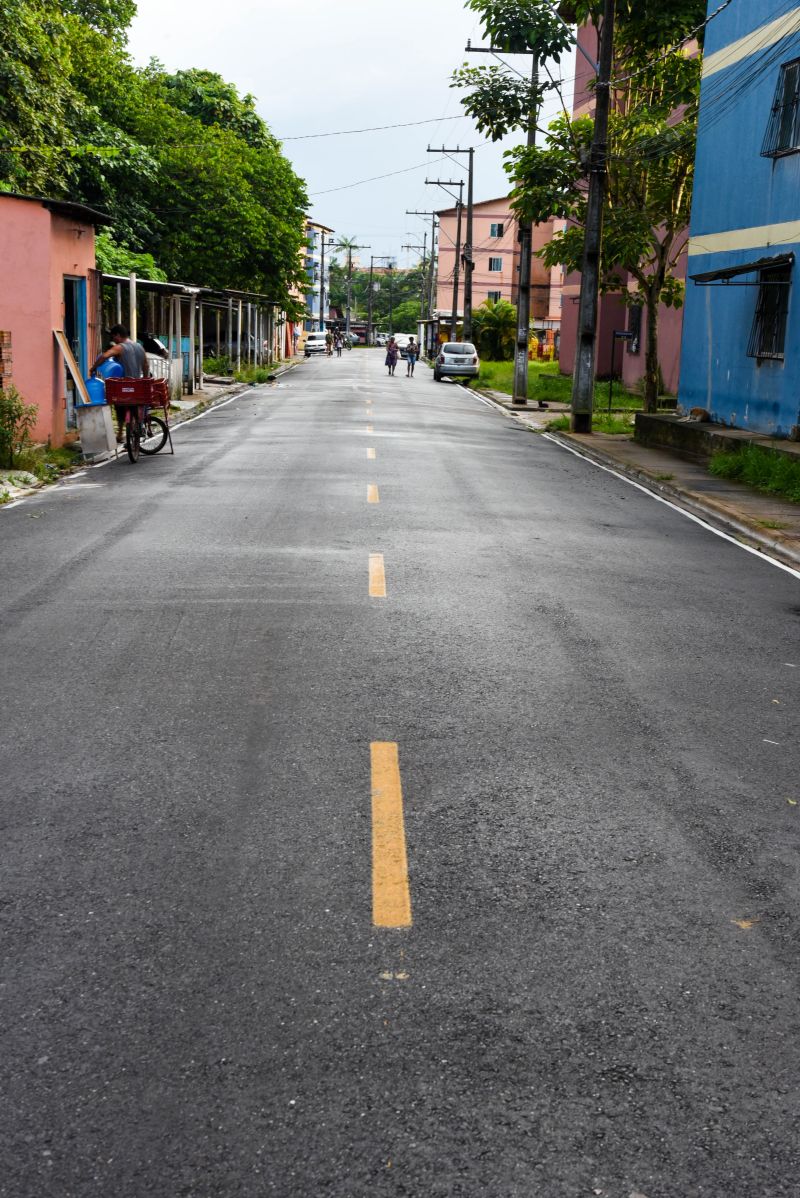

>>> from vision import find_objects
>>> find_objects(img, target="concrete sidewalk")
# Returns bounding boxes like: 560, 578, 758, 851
478, 388, 800, 571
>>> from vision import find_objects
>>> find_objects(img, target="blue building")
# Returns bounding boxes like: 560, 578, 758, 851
303, 220, 333, 332
679, 1, 800, 436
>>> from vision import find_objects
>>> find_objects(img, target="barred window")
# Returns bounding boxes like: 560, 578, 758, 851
487, 290, 501, 302
747, 264, 791, 360
488, 257, 503, 272
762, 59, 800, 157
490, 222, 504, 238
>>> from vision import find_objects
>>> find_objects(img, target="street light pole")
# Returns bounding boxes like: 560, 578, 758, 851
368, 255, 394, 345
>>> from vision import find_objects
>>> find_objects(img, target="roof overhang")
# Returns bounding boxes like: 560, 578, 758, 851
2, 191, 113, 227
691, 252, 795, 286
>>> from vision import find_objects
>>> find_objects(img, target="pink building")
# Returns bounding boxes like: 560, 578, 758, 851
558, 22, 687, 393
0, 194, 110, 448
435, 197, 562, 339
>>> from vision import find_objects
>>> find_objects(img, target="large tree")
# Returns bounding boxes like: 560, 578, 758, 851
452, 0, 706, 410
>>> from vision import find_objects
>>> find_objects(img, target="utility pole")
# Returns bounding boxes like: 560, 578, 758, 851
428, 146, 474, 339
401, 233, 428, 320
406, 209, 439, 319
329, 241, 370, 337
368, 255, 393, 346
426, 179, 464, 341
571, 0, 616, 432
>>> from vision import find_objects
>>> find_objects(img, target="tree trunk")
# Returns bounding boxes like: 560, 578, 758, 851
643, 292, 660, 413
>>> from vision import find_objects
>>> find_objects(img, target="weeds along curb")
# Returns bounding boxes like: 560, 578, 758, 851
468, 384, 800, 573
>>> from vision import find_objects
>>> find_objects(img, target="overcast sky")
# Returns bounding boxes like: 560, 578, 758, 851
127, 0, 575, 267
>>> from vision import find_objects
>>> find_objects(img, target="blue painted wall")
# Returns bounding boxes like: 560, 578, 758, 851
679, 0, 800, 435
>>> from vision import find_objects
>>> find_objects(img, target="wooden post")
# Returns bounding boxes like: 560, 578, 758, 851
216, 310, 221, 357
198, 301, 204, 391
129, 273, 137, 340
188, 295, 197, 395
237, 300, 243, 372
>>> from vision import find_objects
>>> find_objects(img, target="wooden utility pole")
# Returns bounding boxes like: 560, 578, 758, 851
426, 179, 464, 341
428, 147, 474, 339
571, 0, 616, 432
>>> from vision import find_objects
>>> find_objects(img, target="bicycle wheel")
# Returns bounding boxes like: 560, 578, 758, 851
139, 415, 168, 455
125, 419, 140, 463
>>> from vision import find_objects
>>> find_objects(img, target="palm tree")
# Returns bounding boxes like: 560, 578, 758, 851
472, 299, 517, 361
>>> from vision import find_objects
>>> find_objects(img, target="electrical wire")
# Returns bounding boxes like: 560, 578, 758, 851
309, 156, 449, 197
279, 114, 473, 141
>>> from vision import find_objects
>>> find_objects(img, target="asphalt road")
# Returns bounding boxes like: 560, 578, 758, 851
2, 348, 799, 1197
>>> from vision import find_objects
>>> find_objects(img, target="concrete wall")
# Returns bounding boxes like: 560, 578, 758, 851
678, 1, 800, 435
0, 197, 97, 447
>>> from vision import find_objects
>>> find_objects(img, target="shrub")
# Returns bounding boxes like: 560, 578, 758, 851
0, 386, 38, 467
203, 355, 233, 375
709, 444, 800, 503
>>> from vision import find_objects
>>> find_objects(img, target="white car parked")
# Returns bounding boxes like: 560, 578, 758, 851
433, 342, 480, 382
304, 332, 328, 356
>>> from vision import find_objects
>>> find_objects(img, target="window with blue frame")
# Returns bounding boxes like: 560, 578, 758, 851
762, 58, 800, 157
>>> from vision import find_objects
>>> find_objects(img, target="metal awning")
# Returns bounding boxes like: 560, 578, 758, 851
691, 252, 795, 286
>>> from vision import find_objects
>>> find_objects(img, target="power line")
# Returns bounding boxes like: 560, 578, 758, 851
309, 156, 449, 197
279, 115, 471, 141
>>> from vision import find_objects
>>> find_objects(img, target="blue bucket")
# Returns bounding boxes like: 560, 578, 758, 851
82, 376, 107, 406
97, 359, 124, 380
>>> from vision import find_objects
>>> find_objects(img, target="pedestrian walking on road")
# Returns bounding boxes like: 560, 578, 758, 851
405, 336, 419, 377
385, 337, 398, 376
335, 333, 343, 358
325, 331, 333, 357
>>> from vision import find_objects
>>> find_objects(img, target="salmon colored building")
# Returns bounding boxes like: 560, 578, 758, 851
435, 196, 563, 340
0, 194, 110, 448
558, 22, 689, 393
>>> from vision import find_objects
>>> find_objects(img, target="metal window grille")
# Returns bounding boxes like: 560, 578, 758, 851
762, 59, 800, 157
626, 304, 642, 354
747, 265, 791, 359
487, 290, 502, 302
490, 223, 504, 238
488, 257, 503, 272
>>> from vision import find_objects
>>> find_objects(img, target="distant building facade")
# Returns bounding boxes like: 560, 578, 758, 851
678, 1, 800, 435
303, 219, 333, 332
435, 196, 562, 340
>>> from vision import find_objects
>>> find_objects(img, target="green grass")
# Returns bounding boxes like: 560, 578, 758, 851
709, 444, 800, 504
13, 443, 82, 482
234, 365, 273, 384
759, 518, 790, 530
203, 355, 233, 375
474, 358, 647, 410
546, 412, 635, 435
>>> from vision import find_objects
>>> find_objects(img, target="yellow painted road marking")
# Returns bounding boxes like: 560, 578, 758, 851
367, 424, 373, 432
369, 553, 386, 597
367, 447, 376, 460
371, 742, 412, 928
368, 484, 380, 504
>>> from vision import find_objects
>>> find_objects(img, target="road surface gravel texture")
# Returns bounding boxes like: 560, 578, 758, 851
1, 349, 799, 1197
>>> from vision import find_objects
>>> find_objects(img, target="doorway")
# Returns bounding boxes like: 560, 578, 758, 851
63, 277, 87, 429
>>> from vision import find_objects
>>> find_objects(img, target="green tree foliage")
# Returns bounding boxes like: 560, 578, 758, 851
471, 298, 517, 360
389, 299, 423, 332
95, 230, 167, 280
1, 1, 309, 306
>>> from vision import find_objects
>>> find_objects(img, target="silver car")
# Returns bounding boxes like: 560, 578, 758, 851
433, 342, 480, 382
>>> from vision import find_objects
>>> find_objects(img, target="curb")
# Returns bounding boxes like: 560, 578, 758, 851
473, 386, 800, 572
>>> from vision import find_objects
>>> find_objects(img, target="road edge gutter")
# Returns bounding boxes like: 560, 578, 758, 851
467, 383, 800, 574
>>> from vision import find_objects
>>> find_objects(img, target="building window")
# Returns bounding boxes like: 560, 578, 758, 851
487, 290, 501, 302
490, 222, 505, 238
762, 59, 800, 157
627, 304, 642, 354
747, 264, 792, 360
488, 257, 503, 272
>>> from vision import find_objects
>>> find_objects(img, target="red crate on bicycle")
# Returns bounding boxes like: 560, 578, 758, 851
104, 377, 169, 407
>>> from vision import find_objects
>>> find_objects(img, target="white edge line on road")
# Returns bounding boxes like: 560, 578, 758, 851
2, 388, 258, 508
540, 432, 800, 583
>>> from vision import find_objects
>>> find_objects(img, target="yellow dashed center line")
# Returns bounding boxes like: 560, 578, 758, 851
369, 552, 386, 597
368, 484, 380, 504
371, 742, 412, 928
366, 424, 373, 433
367, 447, 376, 460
